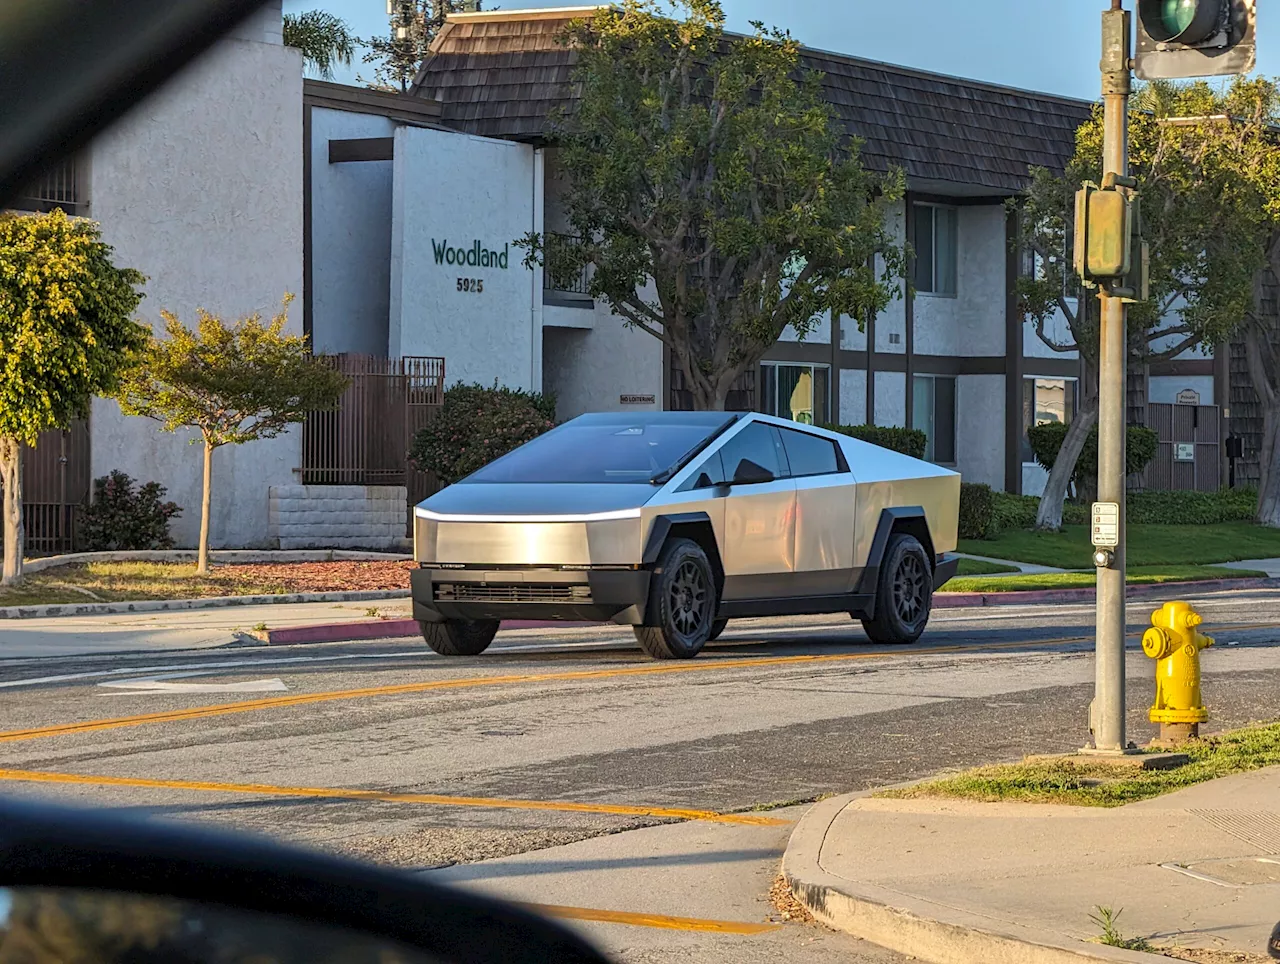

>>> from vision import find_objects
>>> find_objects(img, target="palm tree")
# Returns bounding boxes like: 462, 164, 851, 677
283, 10, 357, 80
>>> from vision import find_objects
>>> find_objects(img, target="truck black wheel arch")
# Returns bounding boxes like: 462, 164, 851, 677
855, 507, 938, 619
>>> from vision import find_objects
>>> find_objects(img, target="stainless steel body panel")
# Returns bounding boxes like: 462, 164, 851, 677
416, 516, 643, 567
720, 479, 796, 599
793, 473, 857, 595
852, 475, 961, 567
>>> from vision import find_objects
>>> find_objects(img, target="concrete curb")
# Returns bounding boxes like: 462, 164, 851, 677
782, 792, 1166, 964
0, 589, 410, 621
934, 575, 1280, 608
22, 549, 413, 575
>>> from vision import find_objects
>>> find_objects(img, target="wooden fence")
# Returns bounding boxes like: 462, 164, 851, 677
0, 421, 91, 555
301, 355, 446, 530
1139, 402, 1222, 492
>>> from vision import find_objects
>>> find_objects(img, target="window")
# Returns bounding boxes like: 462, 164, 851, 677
760, 363, 830, 425
464, 412, 734, 485
712, 422, 786, 485
911, 375, 956, 464
777, 426, 842, 478
1021, 377, 1077, 463
912, 203, 958, 296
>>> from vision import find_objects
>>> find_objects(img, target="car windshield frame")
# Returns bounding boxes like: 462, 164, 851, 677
459, 413, 740, 486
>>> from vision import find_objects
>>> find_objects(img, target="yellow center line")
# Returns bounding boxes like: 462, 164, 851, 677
518, 902, 782, 935
0, 637, 1085, 745
0, 767, 789, 827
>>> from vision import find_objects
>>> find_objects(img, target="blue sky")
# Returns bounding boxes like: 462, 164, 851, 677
285, 0, 1276, 98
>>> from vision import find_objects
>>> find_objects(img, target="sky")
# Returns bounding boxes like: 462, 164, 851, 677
284, 0, 1277, 99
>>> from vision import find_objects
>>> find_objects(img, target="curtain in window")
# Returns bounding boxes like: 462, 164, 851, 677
935, 208, 957, 295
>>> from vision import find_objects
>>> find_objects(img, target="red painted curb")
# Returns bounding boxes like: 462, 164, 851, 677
934, 576, 1280, 609
260, 618, 592, 645
258, 577, 1279, 645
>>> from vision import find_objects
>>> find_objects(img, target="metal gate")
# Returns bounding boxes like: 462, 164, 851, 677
0, 420, 91, 555
301, 355, 445, 532
1140, 402, 1221, 492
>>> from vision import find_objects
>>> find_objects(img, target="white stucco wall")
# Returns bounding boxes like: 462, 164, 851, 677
1150, 375, 1215, 406
839, 369, 867, 426
1022, 304, 1079, 359
914, 204, 1006, 358
779, 310, 831, 344
955, 374, 1005, 488
874, 371, 906, 427
873, 204, 907, 355
391, 127, 538, 389
310, 107, 396, 356
542, 320, 665, 420
88, 32, 303, 549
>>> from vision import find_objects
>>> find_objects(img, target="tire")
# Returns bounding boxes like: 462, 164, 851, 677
860, 533, 933, 645
707, 619, 729, 642
633, 538, 718, 660
419, 619, 500, 656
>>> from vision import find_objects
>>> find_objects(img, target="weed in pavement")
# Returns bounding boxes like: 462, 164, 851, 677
1089, 907, 1154, 952
878, 722, 1280, 807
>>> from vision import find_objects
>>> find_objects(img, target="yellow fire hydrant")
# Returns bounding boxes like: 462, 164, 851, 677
1142, 601, 1213, 744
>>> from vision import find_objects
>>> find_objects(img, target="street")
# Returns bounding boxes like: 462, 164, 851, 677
3, 589, 1280, 962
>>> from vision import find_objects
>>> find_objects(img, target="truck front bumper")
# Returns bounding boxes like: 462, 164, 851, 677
411, 567, 652, 625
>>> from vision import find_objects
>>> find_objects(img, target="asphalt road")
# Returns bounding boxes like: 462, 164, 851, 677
4, 590, 1280, 962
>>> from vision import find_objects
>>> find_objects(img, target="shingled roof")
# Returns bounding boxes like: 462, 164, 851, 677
414, 7, 1094, 196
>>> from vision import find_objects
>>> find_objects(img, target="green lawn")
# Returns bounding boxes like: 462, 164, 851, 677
940, 565, 1264, 594
960, 521, 1280, 568
875, 722, 1280, 807
953, 558, 1019, 577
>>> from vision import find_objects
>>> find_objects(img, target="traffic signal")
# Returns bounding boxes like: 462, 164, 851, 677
1135, 0, 1256, 79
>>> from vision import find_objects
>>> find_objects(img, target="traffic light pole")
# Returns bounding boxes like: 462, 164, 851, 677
1092, 1, 1132, 753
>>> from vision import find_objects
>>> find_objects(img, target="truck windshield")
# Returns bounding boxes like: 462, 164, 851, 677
461, 413, 737, 485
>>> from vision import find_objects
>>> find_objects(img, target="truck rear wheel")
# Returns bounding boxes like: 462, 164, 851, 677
861, 533, 932, 645
419, 619, 500, 656
633, 538, 717, 660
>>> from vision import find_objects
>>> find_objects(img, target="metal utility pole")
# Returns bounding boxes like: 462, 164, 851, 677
1090, 1, 1133, 754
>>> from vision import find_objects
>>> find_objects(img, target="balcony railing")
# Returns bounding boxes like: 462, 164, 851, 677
10, 157, 85, 215
543, 233, 591, 296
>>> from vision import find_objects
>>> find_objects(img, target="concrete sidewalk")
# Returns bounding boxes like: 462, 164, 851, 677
0, 599, 414, 659
785, 767, 1280, 964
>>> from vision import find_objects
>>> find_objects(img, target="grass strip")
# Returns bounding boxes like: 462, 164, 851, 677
877, 722, 1280, 807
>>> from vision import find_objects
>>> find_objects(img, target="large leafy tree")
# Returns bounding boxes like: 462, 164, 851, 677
116, 296, 349, 573
520, 0, 904, 411
362, 0, 482, 93
283, 9, 358, 80
0, 210, 146, 585
1016, 78, 1269, 530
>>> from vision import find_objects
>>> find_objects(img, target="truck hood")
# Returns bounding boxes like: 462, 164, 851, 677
417, 483, 659, 520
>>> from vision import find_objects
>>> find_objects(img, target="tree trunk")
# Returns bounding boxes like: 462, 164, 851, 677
1035, 394, 1099, 532
0, 438, 24, 586
1257, 401, 1280, 527
198, 440, 214, 575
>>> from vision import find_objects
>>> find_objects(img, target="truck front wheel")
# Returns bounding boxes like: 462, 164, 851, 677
860, 533, 932, 645
419, 619, 500, 656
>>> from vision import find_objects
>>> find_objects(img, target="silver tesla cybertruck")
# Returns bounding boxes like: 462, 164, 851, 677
411, 412, 961, 659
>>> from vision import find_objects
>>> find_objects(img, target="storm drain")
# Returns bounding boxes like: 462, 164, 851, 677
1190, 809, 1280, 854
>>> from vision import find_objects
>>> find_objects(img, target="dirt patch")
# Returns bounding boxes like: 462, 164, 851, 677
0, 560, 414, 606
769, 874, 814, 924
1159, 949, 1274, 964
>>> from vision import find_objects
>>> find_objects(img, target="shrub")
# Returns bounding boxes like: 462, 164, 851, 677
821, 424, 928, 459
958, 483, 995, 540
992, 491, 1040, 532
1027, 422, 1159, 497
409, 382, 557, 486
79, 470, 182, 551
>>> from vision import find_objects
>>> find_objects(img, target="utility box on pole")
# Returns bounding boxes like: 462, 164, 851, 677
1135, 0, 1256, 79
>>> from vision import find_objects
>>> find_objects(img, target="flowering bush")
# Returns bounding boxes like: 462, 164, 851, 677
79, 470, 182, 550
409, 382, 557, 486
